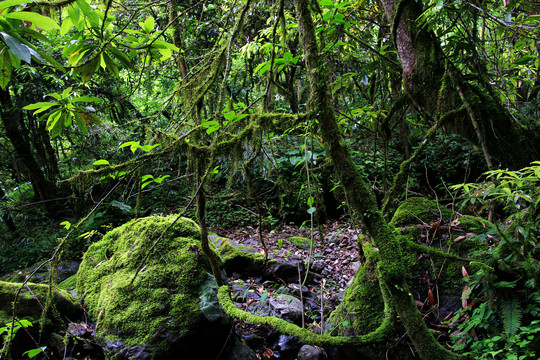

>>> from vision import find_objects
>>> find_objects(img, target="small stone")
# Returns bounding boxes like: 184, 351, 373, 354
297, 345, 327, 360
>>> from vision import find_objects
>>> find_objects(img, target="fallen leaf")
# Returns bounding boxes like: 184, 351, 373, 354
462, 266, 469, 278
427, 289, 435, 306
462, 285, 471, 309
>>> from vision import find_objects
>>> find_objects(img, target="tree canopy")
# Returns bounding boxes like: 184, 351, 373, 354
0, 0, 538, 359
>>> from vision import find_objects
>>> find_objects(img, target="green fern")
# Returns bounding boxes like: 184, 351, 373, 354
502, 297, 522, 337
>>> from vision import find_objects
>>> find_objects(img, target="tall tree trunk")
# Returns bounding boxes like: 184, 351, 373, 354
0, 88, 57, 212
380, 0, 539, 169
293, 0, 458, 358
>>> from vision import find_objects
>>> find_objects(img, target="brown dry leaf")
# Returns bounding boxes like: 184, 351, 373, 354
427, 289, 435, 306
462, 285, 471, 309
462, 266, 469, 278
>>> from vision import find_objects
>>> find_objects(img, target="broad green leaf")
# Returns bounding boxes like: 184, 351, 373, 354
156, 47, 172, 61
108, 47, 134, 69
77, 0, 99, 28
67, 3, 82, 31
46, 109, 62, 132
23, 101, 59, 114
71, 96, 102, 103
3, 12, 60, 30
201, 120, 219, 127
140, 16, 155, 33
110, 200, 132, 212
92, 159, 109, 166
119, 141, 140, 150
77, 58, 99, 82
61, 87, 72, 98
154, 175, 170, 184
60, 221, 71, 230
141, 144, 160, 152
99, 52, 106, 69
335, 1, 350, 9
153, 40, 179, 52
0, 49, 12, 89
141, 180, 153, 189
514, 55, 536, 65
206, 125, 220, 134
102, 52, 119, 77
141, 174, 154, 182
18, 319, 32, 327
307, 207, 316, 214
0, 0, 29, 10
0, 31, 31, 63
60, 17, 73, 36
223, 111, 236, 121
73, 111, 88, 133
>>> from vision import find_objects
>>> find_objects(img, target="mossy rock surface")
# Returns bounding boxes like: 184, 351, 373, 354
390, 197, 454, 227
287, 236, 312, 250
0, 280, 81, 326
0, 280, 82, 358
210, 235, 266, 276
76, 215, 230, 359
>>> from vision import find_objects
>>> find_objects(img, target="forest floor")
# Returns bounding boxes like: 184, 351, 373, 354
210, 221, 363, 359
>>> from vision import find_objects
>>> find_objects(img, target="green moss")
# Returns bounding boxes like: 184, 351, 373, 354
76, 215, 222, 352
390, 197, 454, 227
288, 236, 312, 250
0, 281, 81, 327
327, 261, 385, 337
217, 285, 392, 347
216, 237, 266, 264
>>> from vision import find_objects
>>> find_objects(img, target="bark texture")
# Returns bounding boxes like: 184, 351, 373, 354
381, 0, 539, 169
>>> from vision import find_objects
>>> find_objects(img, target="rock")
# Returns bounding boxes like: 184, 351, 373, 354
311, 260, 325, 273
271, 335, 302, 359
76, 215, 231, 360
268, 294, 303, 324
297, 345, 327, 360
288, 236, 313, 250
211, 235, 266, 278
390, 197, 454, 227
289, 283, 309, 296
264, 257, 306, 283
228, 337, 258, 360
0, 280, 82, 359
2, 260, 80, 283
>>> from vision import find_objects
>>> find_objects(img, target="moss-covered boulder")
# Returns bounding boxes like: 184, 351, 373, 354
210, 235, 266, 276
288, 236, 312, 250
390, 196, 454, 227
0, 281, 82, 358
76, 215, 231, 359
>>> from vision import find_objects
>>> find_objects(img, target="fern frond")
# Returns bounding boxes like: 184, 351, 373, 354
502, 297, 522, 337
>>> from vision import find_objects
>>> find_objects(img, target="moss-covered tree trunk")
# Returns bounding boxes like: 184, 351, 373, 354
380, 0, 539, 169
293, 0, 458, 358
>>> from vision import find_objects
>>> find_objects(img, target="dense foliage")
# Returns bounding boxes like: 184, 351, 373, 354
0, 0, 538, 359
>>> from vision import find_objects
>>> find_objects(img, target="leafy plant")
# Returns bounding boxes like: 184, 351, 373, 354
448, 162, 540, 359
0, 319, 46, 358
